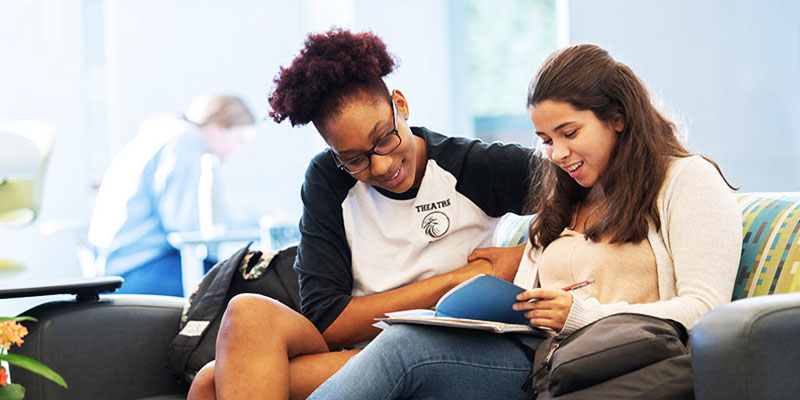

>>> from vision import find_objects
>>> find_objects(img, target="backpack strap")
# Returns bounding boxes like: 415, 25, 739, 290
506, 333, 558, 399
166, 242, 253, 378
268, 245, 300, 312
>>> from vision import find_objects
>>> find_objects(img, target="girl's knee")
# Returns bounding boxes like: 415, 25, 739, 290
367, 325, 485, 368
226, 293, 284, 318
375, 324, 418, 344
196, 360, 215, 377
187, 361, 216, 400
222, 294, 293, 329
365, 325, 439, 362
376, 325, 442, 347
221, 293, 316, 347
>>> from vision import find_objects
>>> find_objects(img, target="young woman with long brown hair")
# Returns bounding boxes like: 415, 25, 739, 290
306, 43, 742, 399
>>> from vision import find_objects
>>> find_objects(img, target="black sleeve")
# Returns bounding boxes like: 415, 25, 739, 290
423, 128, 533, 217
294, 150, 358, 333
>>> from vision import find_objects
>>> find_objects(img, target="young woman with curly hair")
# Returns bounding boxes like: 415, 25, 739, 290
305, 44, 742, 399
187, 28, 535, 399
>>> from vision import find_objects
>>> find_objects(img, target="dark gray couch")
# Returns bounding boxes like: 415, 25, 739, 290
4, 279, 188, 400
9, 280, 800, 400
7, 191, 800, 399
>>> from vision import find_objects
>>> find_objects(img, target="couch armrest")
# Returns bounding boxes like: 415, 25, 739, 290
691, 292, 800, 400
10, 294, 188, 400
0, 276, 123, 300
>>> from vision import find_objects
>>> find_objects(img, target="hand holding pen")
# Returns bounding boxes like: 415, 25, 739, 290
513, 279, 595, 331
526, 279, 595, 303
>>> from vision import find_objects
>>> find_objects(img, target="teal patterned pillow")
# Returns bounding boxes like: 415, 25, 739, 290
734, 192, 800, 299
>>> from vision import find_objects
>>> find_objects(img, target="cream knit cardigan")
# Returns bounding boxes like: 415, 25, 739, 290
513, 155, 743, 335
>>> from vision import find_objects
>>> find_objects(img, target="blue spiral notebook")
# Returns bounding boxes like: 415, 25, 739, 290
375, 274, 551, 336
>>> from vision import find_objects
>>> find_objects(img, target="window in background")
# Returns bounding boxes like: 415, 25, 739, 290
464, 0, 559, 145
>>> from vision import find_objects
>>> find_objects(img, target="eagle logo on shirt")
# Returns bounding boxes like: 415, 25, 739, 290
422, 211, 450, 240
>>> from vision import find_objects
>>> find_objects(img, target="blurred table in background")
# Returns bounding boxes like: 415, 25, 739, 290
167, 222, 299, 297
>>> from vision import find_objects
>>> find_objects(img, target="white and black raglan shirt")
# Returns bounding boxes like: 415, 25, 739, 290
296, 127, 533, 333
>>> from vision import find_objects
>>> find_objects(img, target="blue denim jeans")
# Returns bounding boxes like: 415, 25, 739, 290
308, 324, 541, 399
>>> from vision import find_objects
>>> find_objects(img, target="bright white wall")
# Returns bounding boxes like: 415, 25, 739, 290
568, 0, 800, 192
100, 0, 323, 225
0, 1, 90, 315
0, 0, 464, 314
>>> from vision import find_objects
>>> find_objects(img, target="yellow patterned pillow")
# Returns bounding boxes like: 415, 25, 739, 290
734, 192, 800, 299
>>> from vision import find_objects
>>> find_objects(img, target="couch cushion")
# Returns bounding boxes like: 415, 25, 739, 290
734, 192, 800, 299
12, 295, 189, 400
493, 213, 534, 247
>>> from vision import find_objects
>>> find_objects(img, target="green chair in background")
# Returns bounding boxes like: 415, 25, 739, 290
0, 120, 56, 269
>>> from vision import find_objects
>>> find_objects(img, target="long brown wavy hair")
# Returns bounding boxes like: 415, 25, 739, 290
525, 44, 733, 249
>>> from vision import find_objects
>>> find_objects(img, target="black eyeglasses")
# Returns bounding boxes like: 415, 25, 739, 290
331, 100, 402, 175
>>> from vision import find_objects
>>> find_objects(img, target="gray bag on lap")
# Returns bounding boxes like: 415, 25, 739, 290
525, 313, 693, 399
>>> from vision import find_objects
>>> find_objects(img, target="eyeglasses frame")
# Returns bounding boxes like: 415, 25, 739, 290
330, 99, 401, 175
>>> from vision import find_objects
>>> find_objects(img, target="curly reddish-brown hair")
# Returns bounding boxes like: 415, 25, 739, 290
268, 28, 397, 127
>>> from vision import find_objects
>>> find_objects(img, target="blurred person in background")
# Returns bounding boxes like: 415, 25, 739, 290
88, 94, 258, 296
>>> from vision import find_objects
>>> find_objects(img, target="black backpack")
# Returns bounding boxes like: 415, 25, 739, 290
166, 242, 301, 383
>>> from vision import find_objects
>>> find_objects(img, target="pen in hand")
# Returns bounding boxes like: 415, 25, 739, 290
526, 279, 595, 303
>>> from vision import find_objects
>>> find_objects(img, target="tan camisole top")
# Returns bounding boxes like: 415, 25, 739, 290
538, 228, 659, 304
